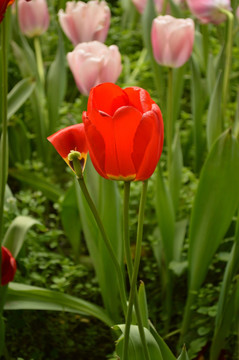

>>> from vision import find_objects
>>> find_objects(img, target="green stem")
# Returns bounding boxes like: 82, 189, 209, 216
72, 158, 127, 318
123, 182, 151, 360
167, 67, 173, 177
162, 0, 168, 15
34, 36, 45, 87
0, 16, 8, 243
201, 24, 209, 70
179, 291, 196, 346
122, 180, 149, 360
220, 9, 234, 125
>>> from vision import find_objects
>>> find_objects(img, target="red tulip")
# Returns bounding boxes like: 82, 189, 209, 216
83, 83, 164, 181
47, 124, 88, 173
0, 0, 15, 23
1, 246, 17, 286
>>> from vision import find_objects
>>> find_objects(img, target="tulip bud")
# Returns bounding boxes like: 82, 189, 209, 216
67, 41, 122, 96
18, 0, 50, 37
151, 15, 194, 68
1, 246, 17, 286
58, 1, 110, 46
186, 0, 231, 24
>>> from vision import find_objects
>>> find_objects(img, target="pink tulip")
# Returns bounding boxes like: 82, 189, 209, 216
58, 1, 110, 46
67, 41, 122, 96
186, 0, 231, 24
18, 0, 49, 37
151, 15, 194, 68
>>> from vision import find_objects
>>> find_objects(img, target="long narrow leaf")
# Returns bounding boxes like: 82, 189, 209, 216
2, 216, 40, 258
5, 283, 113, 327
206, 71, 223, 149
47, 30, 66, 135
7, 78, 35, 120
114, 324, 163, 360
188, 130, 239, 292
9, 168, 62, 202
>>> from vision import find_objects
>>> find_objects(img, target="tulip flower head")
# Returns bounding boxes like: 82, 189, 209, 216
67, 41, 122, 96
18, 0, 50, 37
1, 246, 17, 286
151, 15, 194, 68
186, 0, 231, 24
83, 83, 164, 181
0, 0, 15, 23
47, 124, 88, 173
58, 0, 110, 46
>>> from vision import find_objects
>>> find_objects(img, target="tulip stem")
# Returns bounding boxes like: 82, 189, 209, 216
0, 16, 8, 245
162, 0, 168, 15
166, 67, 173, 177
220, 8, 233, 126
34, 36, 45, 87
73, 158, 127, 318
122, 180, 149, 360
123, 182, 151, 360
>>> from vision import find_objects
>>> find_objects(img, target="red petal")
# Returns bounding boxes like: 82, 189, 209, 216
1, 246, 17, 286
47, 124, 88, 159
132, 105, 164, 181
124, 87, 155, 114
88, 83, 128, 118
84, 107, 121, 177
83, 112, 108, 179
111, 106, 142, 177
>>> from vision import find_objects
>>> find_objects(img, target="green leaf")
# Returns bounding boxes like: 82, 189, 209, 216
47, 30, 67, 135
75, 160, 123, 322
210, 280, 239, 360
206, 53, 216, 95
190, 55, 206, 173
169, 128, 183, 214
5, 283, 113, 327
138, 282, 149, 329
149, 322, 176, 360
114, 324, 163, 360
8, 119, 31, 164
177, 345, 190, 360
188, 130, 239, 292
206, 71, 223, 150
215, 213, 239, 328
2, 216, 40, 258
60, 183, 81, 259
155, 167, 175, 264
9, 168, 62, 202
7, 78, 35, 120
173, 219, 188, 262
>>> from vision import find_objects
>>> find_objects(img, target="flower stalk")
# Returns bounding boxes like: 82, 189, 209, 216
71, 155, 128, 318
0, 12, 8, 243
220, 8, 233, 125
122, 180, 149, 360
123, 181, 151, 360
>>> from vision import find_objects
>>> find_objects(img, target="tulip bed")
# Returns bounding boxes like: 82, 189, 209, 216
1, 0, 239, 359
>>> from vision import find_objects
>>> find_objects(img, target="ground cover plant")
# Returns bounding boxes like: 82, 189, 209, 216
1, 0, 239, 359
